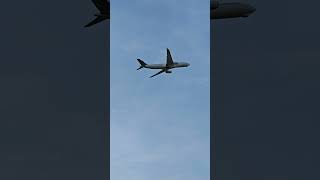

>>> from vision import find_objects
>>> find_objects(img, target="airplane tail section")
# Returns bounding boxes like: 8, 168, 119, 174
84, 16, 107, 27
137, 59, 147, 70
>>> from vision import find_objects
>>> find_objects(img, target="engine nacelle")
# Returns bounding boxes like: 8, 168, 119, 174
166, 70, 172, 73
211, 0, 219, 10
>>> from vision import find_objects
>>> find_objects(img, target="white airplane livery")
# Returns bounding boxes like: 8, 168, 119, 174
137, 48, 190, 78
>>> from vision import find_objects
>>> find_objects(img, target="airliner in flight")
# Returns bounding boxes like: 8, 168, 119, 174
85, 0, 110, 27
137, 49, 190, 78
211, 0, 256, 19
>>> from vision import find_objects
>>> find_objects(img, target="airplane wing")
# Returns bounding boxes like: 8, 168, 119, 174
150, 69, 165, 78
84, 16, 106, 27
166, 48, 174, 66
92, 0, 109, 14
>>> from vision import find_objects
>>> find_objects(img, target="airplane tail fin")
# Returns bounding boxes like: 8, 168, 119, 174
137, 59, 147, 70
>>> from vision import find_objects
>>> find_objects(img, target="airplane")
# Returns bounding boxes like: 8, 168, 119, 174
84, 0, 110, 27
211, 0, 256, 19
137, 48, 190, 78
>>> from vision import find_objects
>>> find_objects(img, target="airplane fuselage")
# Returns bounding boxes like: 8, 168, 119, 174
211, 2, 256, 19
145, 62, 190, 69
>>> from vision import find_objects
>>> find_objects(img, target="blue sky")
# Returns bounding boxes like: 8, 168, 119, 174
110, 0, 210, 179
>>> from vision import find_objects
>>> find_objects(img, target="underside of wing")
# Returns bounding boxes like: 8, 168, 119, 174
166, 48, 174, 66
150, 69, 165, 78
84, 16, 107, 27
92, 0, 109, 14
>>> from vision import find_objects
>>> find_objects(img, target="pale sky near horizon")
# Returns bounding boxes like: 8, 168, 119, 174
110, 0, 210, 179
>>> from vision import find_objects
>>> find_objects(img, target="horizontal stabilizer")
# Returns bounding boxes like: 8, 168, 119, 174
137, 59, 147, 70
84, 16, 107, 28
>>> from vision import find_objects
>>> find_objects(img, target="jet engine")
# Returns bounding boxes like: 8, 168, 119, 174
211, 0, 219, 9
166, 70, 172, 73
